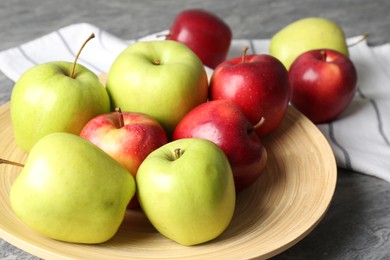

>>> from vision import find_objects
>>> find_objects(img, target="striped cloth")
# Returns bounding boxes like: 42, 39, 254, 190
1, 23, 389, 182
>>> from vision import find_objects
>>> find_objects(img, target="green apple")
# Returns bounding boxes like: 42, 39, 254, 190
106, 40, 208, 135
10, 133, 135, 244
269, 17, 349, 69
136, 138, 236, 246
11, 34, 110, 152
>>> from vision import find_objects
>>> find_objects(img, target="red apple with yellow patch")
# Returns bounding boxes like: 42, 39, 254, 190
80, 108, 168, 207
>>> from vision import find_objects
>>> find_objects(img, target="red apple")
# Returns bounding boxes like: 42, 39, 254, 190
166, 9, 232, 69
80, 108, 168, 208
172, 100, 267, 192
209, 47, 290, 136
289, 49, 357, 123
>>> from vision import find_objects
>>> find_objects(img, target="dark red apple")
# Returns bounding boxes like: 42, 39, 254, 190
172, 100, 267, 192
209, 48, 290, 136
80, 108, 168, 208
166, 9, 232, 69
289, 49, 357, 123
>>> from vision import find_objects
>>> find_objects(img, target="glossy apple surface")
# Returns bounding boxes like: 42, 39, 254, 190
106, 40, 208, 135
289, 49, 357, 123
10, 62, 110, 152
80, 109, 168, 208
136, 138, 236, 246
173, 100, 267, 191
209, 51, 290, 136
166, 9, 232, 69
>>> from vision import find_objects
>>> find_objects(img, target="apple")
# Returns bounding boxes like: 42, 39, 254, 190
10, 33, 110, 152
136, 138, 236, 246
172, 100, 267, 191
288, 49, 358, 123
269, 17, 349, 69
10, 133, 135, 244
106, 40, 208, 135
166, 9, 232, 69
80, 108, 168, 208
209, 47, 290, 136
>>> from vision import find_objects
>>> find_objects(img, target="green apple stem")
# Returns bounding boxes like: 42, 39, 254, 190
154, 60, 161, 65
348, 33, 369, 48
115, 107, 125, 128
174, 148, 183, 159
0, 158, 24, 168
241, 46, 249, 63
70, 33, 95, 79
253, 117, 265, 131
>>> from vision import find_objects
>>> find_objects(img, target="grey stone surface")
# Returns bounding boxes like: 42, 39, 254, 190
0, 0, 389, 259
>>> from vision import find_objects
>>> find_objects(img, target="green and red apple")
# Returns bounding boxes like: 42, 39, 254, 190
80, 108, 168, 208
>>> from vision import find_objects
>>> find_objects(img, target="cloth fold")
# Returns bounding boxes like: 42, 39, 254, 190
1, 23, 389, 182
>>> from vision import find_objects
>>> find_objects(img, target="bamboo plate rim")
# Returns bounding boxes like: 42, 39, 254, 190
0, 102, 337, 259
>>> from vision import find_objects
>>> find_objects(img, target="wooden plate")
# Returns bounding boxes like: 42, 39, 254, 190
0, 102, 337, 259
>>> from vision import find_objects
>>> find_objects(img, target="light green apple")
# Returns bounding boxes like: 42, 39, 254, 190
136, 138, 236, 246
10, 61, 111, 152
10, 133, 135, 244
269, 17, 349, 69
106, 40, 208, 135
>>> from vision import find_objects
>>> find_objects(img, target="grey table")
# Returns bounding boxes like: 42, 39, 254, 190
1, 0, 390, 259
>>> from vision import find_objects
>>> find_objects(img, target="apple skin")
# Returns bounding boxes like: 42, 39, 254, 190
136, 138, 236, 246
166, 9, 232, 69
80, 109, 168, 208
288, 49, 357, 123
269, 17, 349, 69
172, 100, 267, 191
11, 62, 111, 152
10, 133, 135, 244
209, 53, 290, 136
106, 40, 208, 135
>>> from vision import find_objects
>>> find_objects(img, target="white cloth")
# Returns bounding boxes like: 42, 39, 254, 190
1, 23, 389, 182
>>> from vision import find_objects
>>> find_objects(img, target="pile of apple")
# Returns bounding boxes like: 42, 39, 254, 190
5, 9, 357, 247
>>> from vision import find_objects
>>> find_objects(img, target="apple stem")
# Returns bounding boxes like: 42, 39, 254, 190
241, 46, 249, 63
174, 148, 183, 159
70, 33, 95, 79
156, 33, 170, 39
115, 107, 125, 128
253, 117, 265, 130
154, 60, 161, 65
348, 33, 369, 48
320, 50, 327, 62
0, 158, 24, 168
